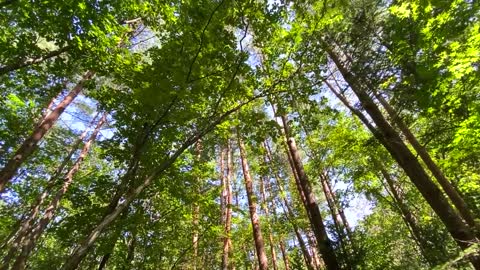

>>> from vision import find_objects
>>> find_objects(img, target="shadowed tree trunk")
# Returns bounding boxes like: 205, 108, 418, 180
1, 113, 99, 268
324, 45, 480, 268
221, 142, 234, 270
374, 92, 479, 234
259, 176, 278, 270
237, 134, 269, 270
279, 114, 340, 270
263, 141, 316, 270
0, 70, 94, 192
10, 113, 106, 270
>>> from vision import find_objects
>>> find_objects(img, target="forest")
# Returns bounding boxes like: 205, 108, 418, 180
0, 0, 479, 269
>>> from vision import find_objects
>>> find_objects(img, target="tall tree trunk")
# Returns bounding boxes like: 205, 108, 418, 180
221, 142, 233, 270
263, 141, 316, 270
10, 113, 106, 270
279, 239, 290, 270
259, 176, 278, 270
1, 113, 99, 268
284, 135, 340, 270
374, 92, 479, 233
61, 100, 252, 270
97, 253, 111, 270
377, 164, 438, 265
237, 135, 269, 270
192, 141, 202, 270
124, 231, 136, 269
324, 178, 352, 239
325, 46, 480, 268
319, 172, 347, 244
0, 70, 94, 192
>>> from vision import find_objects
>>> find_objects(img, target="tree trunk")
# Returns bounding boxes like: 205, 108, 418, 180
10, 113, 106, 270
377, 164, 438, 265
279, 239, 290, 270
374, 92, 479, 233
285, 136, 340, 270
263, 141, 316, 270
0, 70, 94, 192
61, 100, 252, 270
259, 176, 278, 270
97, 253, 111, 270
237, 135, 269, 270
325, 46, 480, 268
124, 231, 136, 269
222, 142, 233, 270
1, 113, 98, 268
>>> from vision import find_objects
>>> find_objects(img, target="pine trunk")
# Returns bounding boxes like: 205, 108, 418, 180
375, 92, 479, 233
237, 135, 269, 270
285, 137, 340, 270
326, 46, 480, 268
10, 113, 106, 270
0, 71, 94, 192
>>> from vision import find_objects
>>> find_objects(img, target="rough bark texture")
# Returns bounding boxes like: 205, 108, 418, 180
61, 99, 252, 270
259, 176, 278, 270
375, 92, 479, 234
1, 114, 98, 268
237, 135, 269, 270
325, 46, 480, 268
286, 137, 340, 270
0, 70, 94, 192
10, 113, 106, 270
221, 143, 233, 270
378, 165, 437, 265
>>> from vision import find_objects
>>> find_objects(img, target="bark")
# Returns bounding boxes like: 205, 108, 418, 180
374, 92, 479, 233
377, 165, 437, 265
285, 136, 340, 270
0, 70, 94, 192
192, 141, 202, 270
325, 178, 352, 239
263, 141, 316, 270
1, 114, 98, 268
10, 113, 106, 270
97, 253, 111, 270
325, 46, 480, 268
61, 98, 254, 270
221, 142, 233, 270
279, 239, 290, 270
320, 172, 347, 243
259, 176, 278, 270
0, 46, 70, 76
124, 231, 136, 269
237, 135, 269, 270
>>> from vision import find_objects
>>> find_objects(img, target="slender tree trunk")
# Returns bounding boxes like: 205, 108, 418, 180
222, 142, 233, 270
1, 114, 98, 268
284, 136, 340, 270
237, 135, 269, 270
374, 92, 479, 233
377, 164, 437, 265
279, 239, 290, 270
0, 70, 94, 192
325, 46, 480, 268
320, 172, 346, 242
124, 231, 136, 269
259, 176, 278, 270
192, 141, 202, 270
324, 178, 352, 239
61, 100, 252, 270
97, 253, 111, 270
0, 46, 71, 76
263, 141, 316, 270
10, 113, 106, 270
